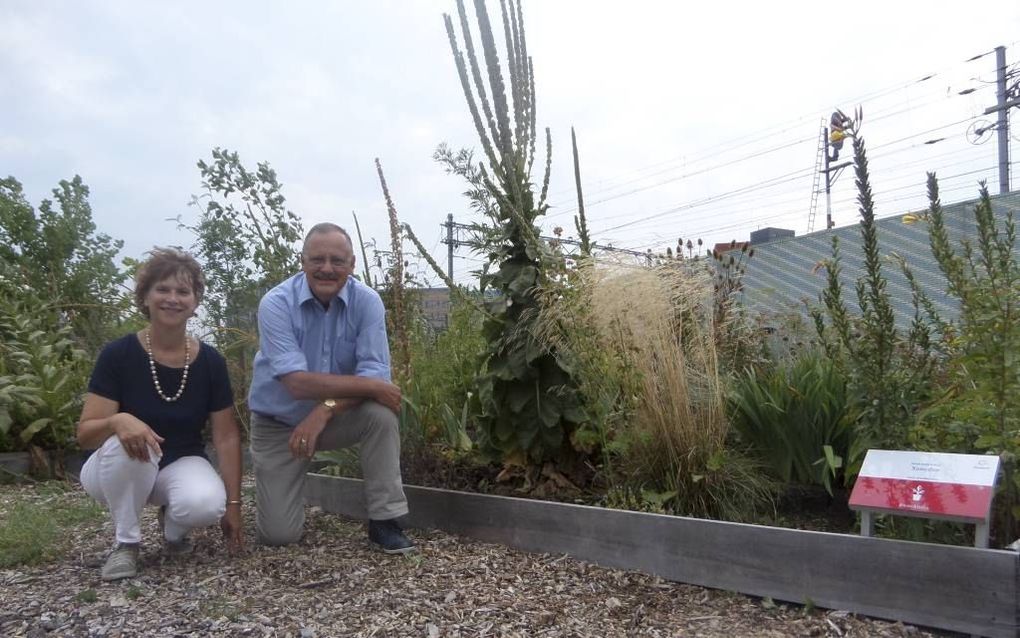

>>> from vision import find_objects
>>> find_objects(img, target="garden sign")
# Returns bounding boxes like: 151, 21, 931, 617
849, 449, 1000, 548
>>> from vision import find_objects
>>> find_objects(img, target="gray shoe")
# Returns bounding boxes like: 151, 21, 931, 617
101, 543, 139, 581
158, 506, 194, 556
165, 537, 194, 556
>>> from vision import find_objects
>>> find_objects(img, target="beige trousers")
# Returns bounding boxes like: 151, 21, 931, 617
250, 400, 408, 546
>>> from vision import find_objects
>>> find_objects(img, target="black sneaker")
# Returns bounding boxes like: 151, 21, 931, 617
368, 519, 416, 554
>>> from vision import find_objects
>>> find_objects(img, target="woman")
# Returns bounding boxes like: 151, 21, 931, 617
77, 248, 243, 581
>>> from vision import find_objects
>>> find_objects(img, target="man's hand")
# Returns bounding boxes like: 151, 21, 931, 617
372, 380, 402, 414
289, 411, 329, 459
111, 413, 164, 462
220, 505, 244, 554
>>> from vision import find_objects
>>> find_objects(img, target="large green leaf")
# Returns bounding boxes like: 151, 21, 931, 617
19, 417, 53, 443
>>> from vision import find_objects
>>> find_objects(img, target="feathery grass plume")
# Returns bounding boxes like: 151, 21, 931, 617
351, 211, 374, 288
589, 262, 774, 519
374, 159, 410, 385
571, 127, 591, 257
530, 258, 776, 519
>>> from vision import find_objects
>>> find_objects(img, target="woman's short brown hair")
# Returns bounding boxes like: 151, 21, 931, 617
134, 248, 206, 318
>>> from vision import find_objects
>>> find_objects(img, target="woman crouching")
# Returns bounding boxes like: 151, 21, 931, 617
77, 247, 243, 581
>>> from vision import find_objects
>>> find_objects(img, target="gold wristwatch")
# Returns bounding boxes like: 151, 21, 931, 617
322, 398, 337, 413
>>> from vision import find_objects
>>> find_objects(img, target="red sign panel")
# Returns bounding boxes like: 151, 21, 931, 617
849, 450, 999, 522
850, 477, 993, 520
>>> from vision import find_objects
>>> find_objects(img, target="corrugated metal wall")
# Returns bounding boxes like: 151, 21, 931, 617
737, 191, 1020, 328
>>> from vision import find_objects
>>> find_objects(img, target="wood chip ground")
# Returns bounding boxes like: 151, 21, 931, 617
0, 482, 948, 637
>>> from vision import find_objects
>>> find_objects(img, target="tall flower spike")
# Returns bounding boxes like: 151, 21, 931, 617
455, 0, 500, 148
444, 13, 500, 174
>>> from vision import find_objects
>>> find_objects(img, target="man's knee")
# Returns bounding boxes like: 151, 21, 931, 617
361, 400, 399, 433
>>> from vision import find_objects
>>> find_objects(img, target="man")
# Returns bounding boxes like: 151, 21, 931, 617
248, 222, 414, 553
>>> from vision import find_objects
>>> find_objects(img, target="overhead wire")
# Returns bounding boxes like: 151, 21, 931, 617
544, 52, 1000, 212
588, 109, 995, 239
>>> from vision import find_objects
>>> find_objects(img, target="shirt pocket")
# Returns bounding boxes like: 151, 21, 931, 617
334, 337, 357, 373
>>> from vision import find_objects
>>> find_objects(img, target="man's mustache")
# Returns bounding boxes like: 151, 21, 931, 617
314, 273, 341, 281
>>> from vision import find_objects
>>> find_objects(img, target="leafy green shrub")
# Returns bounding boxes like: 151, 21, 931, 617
0, 176, 129, 354
403, 297, 484, 453
182, 148, 305, 434
728, 352, 852, 492
0, 295, 88, 455
911, 177, 1020, 545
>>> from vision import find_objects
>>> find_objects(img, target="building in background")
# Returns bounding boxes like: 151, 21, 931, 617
418, 287, 452, 331
733, 191, 1020, 329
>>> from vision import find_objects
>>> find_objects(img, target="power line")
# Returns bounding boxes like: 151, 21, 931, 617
545, 50, 1000, 211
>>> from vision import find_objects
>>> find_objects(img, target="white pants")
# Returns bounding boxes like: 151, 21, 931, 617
80, 436, 226, 544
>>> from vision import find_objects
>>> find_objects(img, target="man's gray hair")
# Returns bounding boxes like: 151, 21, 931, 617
304, 222, 352, 244
302, 223, 354, 258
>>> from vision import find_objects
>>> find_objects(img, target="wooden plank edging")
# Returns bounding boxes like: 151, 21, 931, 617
304, 474, 1018, 638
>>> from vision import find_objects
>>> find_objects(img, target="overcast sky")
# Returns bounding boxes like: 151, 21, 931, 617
3, 1, 1019, 287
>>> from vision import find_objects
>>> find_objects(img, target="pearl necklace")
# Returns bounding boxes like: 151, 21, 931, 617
145, 329, 190, 402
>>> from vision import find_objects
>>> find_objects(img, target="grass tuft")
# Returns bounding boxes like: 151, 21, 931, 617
0, 484, 106, 568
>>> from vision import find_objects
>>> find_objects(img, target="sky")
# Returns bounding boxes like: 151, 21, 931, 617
3, 1, 1020, 287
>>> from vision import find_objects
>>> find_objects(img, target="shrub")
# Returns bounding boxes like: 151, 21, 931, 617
912, 177, 1020, 545
0, 294, 88, 459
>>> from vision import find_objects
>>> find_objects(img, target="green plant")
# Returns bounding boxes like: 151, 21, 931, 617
810, 112, 938, 479
76, 589, 98, 604
728, 352, 852, 494
181, 148, 305, 433
403, 296, 485, 453
912, 177, 1020, 544
0, 176, 129, 353
375, 159, 411, 385
537, 261, 776, 520
437, 0, 585, 466
0, 294, 88, 460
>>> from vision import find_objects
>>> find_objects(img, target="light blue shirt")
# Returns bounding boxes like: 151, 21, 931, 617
248, 272, 391, 426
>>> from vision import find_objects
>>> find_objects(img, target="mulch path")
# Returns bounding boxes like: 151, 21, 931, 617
0, 482, 944, 637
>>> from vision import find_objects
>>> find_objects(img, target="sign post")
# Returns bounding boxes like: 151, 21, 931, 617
849, 450, 1000, 548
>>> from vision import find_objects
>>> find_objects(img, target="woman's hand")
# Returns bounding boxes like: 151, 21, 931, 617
111, 413, 164, 462
220, 504, 244, 554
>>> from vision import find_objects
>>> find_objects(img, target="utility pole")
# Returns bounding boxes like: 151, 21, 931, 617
995, 46, 1010, 194
821, 127, 850, 229
446, 213, 454, 281
983, 45, 1020, 194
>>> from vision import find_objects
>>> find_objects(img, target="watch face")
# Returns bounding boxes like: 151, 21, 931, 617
323, 399, 337, 408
